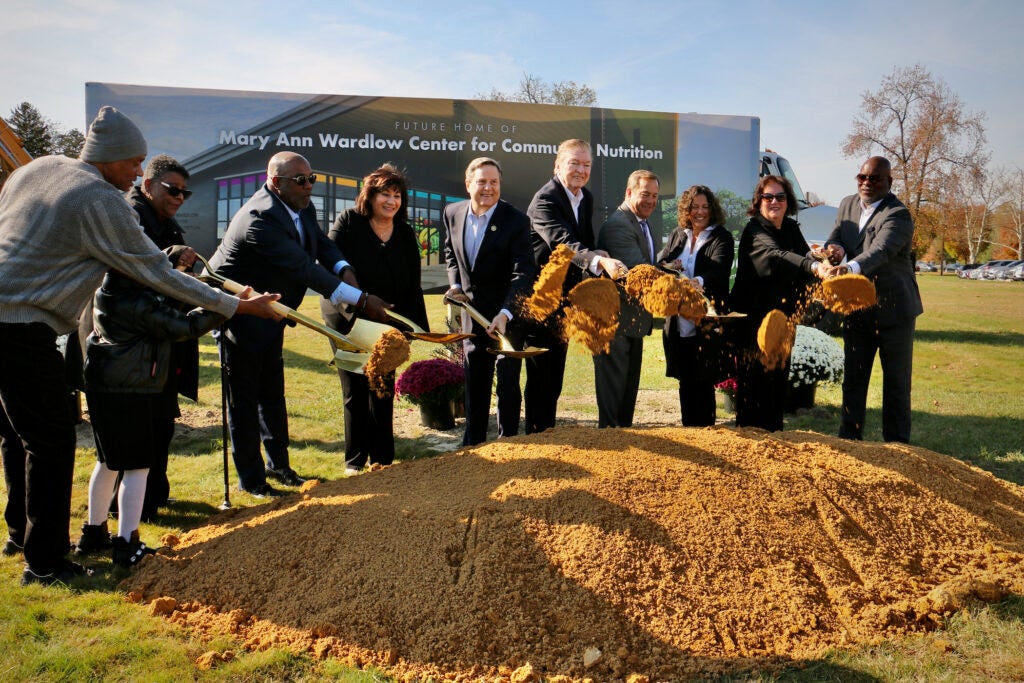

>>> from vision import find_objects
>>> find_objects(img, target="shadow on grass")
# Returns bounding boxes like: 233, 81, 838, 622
915, 329, 1024, 346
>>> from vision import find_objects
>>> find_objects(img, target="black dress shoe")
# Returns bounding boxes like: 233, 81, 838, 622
265, 467, 306, 487
22, 559, 93, 587
241, 482, 284, 498
2, 538, 24, 556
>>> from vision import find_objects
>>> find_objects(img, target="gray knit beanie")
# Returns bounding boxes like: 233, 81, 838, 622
80, 106, 147, 163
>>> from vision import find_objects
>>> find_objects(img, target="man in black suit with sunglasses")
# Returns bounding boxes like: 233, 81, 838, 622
209, 151, 390, 496
819, 156, 923, 443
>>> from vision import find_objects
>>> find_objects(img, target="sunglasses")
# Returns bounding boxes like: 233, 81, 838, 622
159, 181, 193, 199
856, 173, 884, 183
760, 192, 787, 203
275, 173, 318, 186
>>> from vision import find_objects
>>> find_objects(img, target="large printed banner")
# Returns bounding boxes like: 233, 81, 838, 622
86, 83, 758, 256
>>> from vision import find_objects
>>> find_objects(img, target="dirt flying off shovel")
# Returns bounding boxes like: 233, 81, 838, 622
194, 254, 370, 373
444, 296, 547, 359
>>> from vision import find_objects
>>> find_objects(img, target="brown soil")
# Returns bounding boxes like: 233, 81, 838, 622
757, 309, 794, 370
125, 426, 1024, 682
623, 264, 662, 301
643, 275, 706, 322
526, 245, 575, 321
563, 279, 620, 355
819, 274, 877, 315
366, 329, 411, 397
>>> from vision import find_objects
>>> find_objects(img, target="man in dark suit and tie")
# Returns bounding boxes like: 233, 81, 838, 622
525, 139, 627, 434
594, 170, 660, 428
443, 158, 537, 445
209, 151, 390, 496
819, 156, 923, 443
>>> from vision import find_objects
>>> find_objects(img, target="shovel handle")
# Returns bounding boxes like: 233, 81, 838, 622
444, 296, 492, 329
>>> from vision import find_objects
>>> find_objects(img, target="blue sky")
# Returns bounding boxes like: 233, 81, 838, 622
2, 0, 1020, 205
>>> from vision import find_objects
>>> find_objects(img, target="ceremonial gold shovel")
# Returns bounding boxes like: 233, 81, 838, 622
444, 297, 548, 359
193, 253, 370, 373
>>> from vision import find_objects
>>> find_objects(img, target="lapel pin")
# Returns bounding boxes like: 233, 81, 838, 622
490, 225, 497, 232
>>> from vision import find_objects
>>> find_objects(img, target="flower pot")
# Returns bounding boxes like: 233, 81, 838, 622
785, 382, 817, 413
419, 399, 455, 430
718, 391, 736, 414
451, 398, 465, 419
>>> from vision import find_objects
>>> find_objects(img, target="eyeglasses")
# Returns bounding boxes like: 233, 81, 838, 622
760, 192, 787, 203
274, 173, 318, 186
159, 181, 193, 199
856, 173, 884, 184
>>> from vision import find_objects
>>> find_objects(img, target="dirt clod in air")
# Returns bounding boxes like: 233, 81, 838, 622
819, 274, 877, 315
124, 426, 1024, 682
525, 244, 575, 321
365, 328, 410, 397
758, 309, 794, 370
642, 274, 706, 321
563, 278, 620, 355
623, 264, 662, 301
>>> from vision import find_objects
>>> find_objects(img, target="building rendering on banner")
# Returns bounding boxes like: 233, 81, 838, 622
85, 83, 766, 257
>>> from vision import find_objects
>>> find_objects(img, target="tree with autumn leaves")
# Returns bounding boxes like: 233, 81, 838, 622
843, 64, 1020, 265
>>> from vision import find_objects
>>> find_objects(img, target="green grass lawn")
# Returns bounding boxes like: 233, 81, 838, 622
0, 274, 1022, 682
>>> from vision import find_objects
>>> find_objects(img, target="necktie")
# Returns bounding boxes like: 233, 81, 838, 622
640, 219, 654, 263
294, 215, 306, 248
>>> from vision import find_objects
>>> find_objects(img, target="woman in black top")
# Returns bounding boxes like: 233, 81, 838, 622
728, 176, 820, 431
321, 164, 428, 474
658, 185, 734, 426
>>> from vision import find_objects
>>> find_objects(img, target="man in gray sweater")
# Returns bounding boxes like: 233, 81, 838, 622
0, 106, 283, 586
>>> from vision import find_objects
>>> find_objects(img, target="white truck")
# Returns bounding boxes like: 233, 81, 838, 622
85, 83, 835, 256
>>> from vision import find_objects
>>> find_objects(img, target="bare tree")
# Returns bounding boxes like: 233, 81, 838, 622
477, 73, 597, 106
994, 167, 1024, 259
942, 168, 1005, 264
843, 64, 988, 253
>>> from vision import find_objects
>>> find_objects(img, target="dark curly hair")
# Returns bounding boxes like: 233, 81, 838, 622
676, 185, 725, 229
143, 154, 189, 182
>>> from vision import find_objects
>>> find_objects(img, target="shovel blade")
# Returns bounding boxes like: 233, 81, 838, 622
331, 349, 368, 374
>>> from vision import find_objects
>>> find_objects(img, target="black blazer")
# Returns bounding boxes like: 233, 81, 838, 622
728, 214, 816, 324
826, 192, 923, 327
526, 176, 598, 291
210, 184, 347, 347
443, 199, 536, 321
658, 224, 735, 379
319, 209, 428, 334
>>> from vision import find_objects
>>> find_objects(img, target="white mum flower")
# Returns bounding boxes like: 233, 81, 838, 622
788, 325, 844, 388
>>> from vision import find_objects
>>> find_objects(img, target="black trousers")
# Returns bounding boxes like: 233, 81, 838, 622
338, 368, 395, 468
462, 320, 523, 446
0, 323, 77, 574
218, 333, 291, 491
840, 311, 916, 443
593, 332, 644, 428
523, 321, 567, 435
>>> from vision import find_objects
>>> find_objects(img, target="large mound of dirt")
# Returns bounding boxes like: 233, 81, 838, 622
126, 427, 1024, 682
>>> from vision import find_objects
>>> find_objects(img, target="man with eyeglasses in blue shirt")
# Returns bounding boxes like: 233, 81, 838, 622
209, 151, 391, 497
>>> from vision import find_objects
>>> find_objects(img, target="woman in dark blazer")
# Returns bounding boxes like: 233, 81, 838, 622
727, 175, 820, 432
320, 164, 428, 474
658, 185, 734, 426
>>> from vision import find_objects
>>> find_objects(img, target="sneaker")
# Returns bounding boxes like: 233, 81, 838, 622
344, 466, 361, 477
111, 533, 156, 567
74, 522, 112, 556
241, 482, 284, 498
2, 538, 23, 556
265, 466, 307, 487
21, 559, 93, 586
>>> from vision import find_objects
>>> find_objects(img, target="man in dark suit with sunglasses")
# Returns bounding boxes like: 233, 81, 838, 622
209, 151, 390, 496
818, 156, 923, 443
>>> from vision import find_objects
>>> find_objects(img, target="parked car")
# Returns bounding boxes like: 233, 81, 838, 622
991, 259, 1024, 280
957, 263, 980, 279
915, 260, 937, 272
981, 260, 1015, 279
1006, 262, 1024, 281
